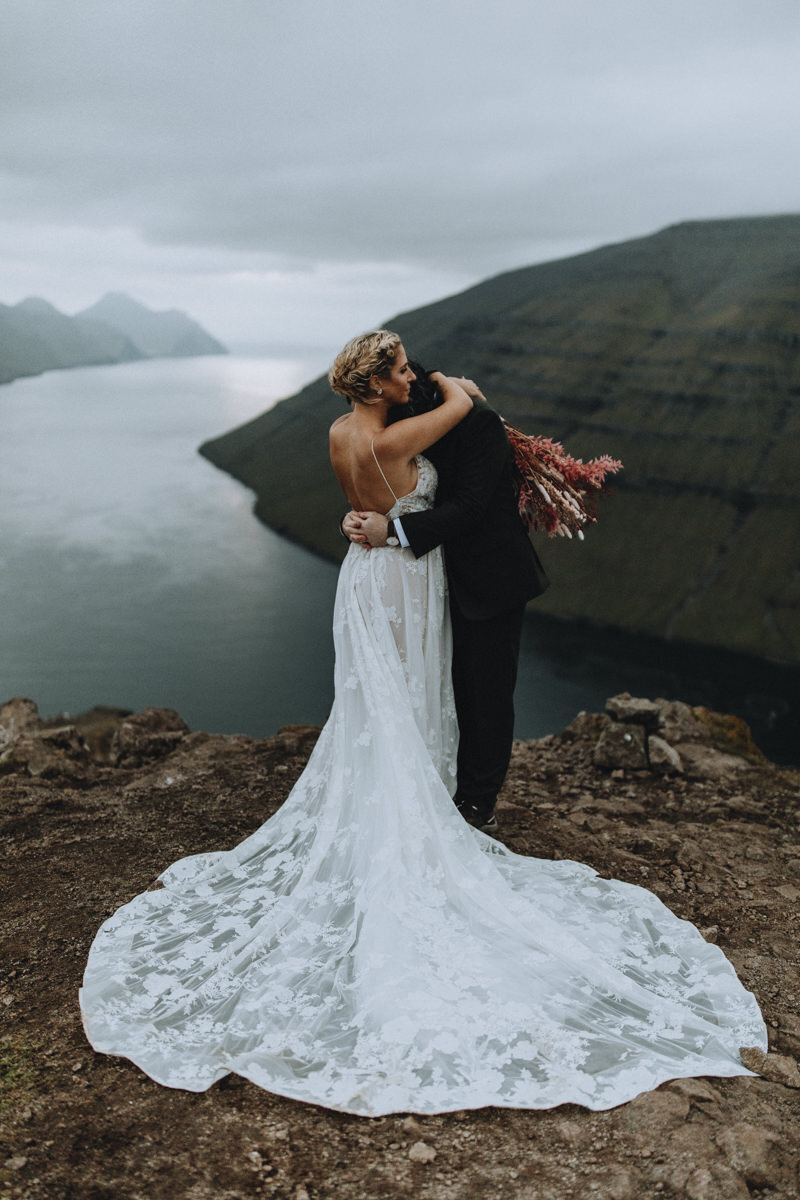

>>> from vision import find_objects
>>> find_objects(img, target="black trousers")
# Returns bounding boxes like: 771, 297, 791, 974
449, 598, 526, 820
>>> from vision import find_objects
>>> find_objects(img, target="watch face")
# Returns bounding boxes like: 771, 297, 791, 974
386, 537, 400, 546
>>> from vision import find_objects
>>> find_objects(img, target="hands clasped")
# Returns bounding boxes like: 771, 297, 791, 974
342, 510, 389, 549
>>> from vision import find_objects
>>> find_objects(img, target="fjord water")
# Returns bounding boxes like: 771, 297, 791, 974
0, 357, 796, 761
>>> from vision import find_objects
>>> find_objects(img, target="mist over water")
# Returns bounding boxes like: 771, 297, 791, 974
1, 357, 796, 762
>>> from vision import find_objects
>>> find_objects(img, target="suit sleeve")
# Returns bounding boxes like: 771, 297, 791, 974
400, 406, 510, 559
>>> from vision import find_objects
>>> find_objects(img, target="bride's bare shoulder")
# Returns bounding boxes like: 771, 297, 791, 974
329, 413, 351, 437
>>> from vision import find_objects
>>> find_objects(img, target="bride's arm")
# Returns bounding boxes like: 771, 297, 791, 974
345, 402, 508, 549
373, 373, 472, 460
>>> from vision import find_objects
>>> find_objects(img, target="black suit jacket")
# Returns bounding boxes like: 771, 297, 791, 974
396, 382, 550, 620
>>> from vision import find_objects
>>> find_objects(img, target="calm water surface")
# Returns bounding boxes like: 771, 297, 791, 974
1, 357, 796, 762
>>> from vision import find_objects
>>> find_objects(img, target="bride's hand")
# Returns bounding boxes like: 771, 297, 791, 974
451, 376, 486, 401
429, 370, 483, 403
343, 510, 371, 545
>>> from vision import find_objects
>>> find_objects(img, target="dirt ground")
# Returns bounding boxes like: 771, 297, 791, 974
1, 698, 799, 1200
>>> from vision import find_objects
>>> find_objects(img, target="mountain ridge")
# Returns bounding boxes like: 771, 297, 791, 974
200, 215, 800, 666
0, 292, 226, 385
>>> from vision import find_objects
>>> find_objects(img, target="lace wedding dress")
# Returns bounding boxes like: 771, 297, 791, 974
80, 455, 766, 1115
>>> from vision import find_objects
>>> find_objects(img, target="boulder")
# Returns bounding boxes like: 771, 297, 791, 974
0, 699, 92, 780
674, 742, 753, 781
605, 693, 661, 729
715, 1123, 786, 1189
683, 1164, 750, 1200
560, 711, 612, 743
593, 722, 648, 770
0, 697, 41, 748
275, 725, 323, 755
739, 1046, 800, 1088
647, 734, 683, 774
0, 725, 90, 779
111, 707, 191, 767
653, 698, 712, 744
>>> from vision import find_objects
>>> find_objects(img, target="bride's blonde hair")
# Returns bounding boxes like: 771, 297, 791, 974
328, 330, 402, 404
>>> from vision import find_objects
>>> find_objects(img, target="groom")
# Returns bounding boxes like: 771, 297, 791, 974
343, 364, 549, 832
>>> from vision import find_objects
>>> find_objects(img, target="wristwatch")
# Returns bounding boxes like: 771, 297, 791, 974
386, 519, 400, 547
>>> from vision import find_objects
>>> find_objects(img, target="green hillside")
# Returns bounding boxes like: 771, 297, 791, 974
201, 216, 800, 665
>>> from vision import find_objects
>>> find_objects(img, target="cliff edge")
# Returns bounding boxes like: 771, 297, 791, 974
2, 695, 799, 1199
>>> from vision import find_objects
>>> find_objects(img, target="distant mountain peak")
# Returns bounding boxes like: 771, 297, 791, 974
90, 292, 165, 317
1, 291, 226, 386
15, 296, 63, 316
76, 294, 227, 359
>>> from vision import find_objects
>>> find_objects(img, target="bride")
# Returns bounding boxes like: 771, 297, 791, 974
80, 331, 766, 1116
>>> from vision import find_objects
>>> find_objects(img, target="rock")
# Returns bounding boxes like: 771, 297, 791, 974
112, 707, 191, 766
725, 794, 767, 817
621, 1088, 690, 1131
665, 1077, 720, 1102
561, 711, 612, 742
683, 1164, 750, 1200
776, 1012, 800, 1041
605, 1169, 636, 1200
64, 704, 133, 763
0, 699, 83, 778
400, 1116, 425, 1135
647, 734, 682, 774
605, 693, 661, 728
276, 725, 322, 755
294, 1186, 310, 1200
0, 722, 90, 779
675, 838, 705, 869
653, 699, 712, 744
775, 884, 800, 902
4, 1156, 28, 1171
408, 1141, 437, 1163
593, 721, 648, 770
692, 707, 767, 764
673, 742, 752, 781
0, 697, 41, 747
715, 1123, 784, 1188
739, 1046, 800, 1087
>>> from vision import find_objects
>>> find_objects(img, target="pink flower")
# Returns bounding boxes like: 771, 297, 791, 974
503, 422, 622, 537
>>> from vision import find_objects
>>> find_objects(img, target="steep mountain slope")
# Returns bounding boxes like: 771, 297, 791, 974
201, 216, 800, 665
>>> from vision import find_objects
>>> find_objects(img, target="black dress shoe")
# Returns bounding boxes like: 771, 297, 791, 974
458, 805, 498, 835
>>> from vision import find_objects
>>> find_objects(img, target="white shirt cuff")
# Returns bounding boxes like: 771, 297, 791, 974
393, 517, 410, 548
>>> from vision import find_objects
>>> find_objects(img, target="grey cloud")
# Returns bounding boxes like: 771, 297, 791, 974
1, 0, 799, 335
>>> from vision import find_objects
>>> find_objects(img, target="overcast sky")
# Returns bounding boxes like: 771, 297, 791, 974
2, 0, 799, 351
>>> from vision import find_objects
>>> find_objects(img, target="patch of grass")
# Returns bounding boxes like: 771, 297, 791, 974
0, 1037, 40, 1113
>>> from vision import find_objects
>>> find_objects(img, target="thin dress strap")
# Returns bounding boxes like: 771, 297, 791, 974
371, 439, 398, 504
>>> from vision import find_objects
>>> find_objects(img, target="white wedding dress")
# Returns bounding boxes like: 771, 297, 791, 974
80, 456, 766, 1115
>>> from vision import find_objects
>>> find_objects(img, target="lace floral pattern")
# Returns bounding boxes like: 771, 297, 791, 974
80, 455, 766, 1115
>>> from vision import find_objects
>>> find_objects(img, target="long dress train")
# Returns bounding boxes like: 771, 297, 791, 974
80, 456, 766, 1116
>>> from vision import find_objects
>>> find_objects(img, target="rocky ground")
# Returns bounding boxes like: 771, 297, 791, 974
1, 695, 799, 1200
